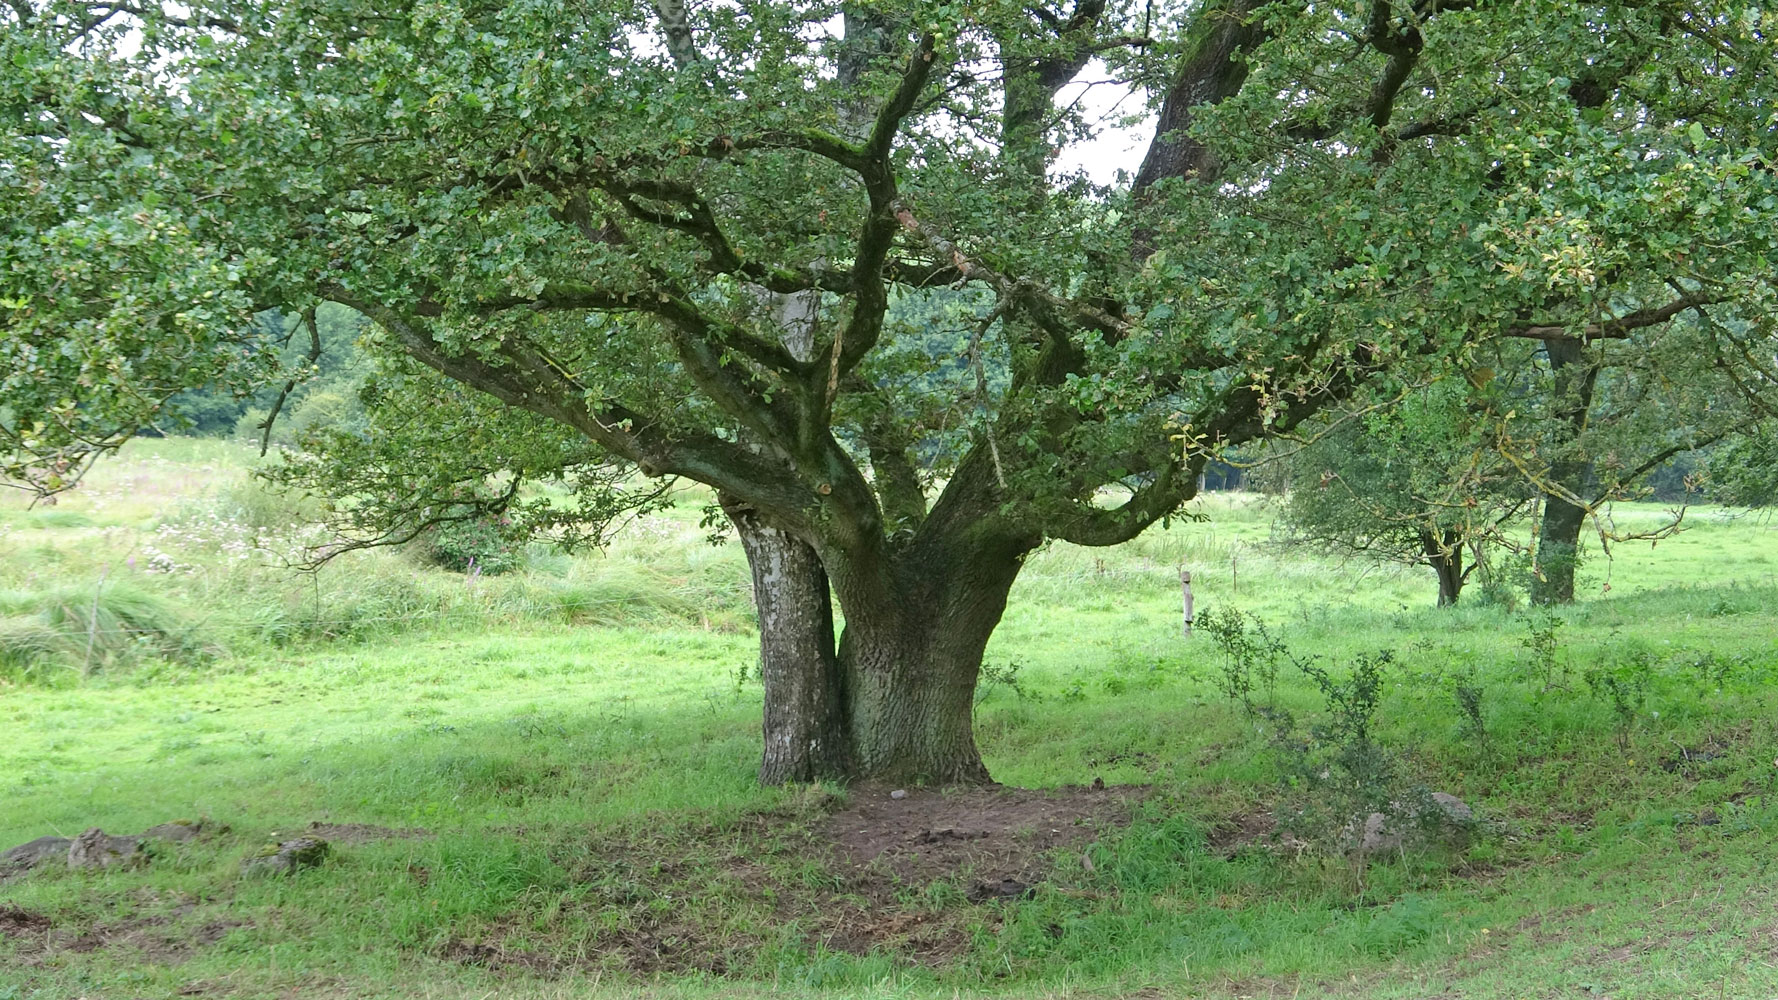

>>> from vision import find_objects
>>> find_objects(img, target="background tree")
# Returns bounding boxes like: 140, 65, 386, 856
1276, 321, 1767, 607
5, 0, 1775, 783
1709, 429, 1778, 509
1496, 316, 1769, 604
1274, 378, 1527, 607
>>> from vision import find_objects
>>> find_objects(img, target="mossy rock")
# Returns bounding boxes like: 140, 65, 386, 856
241, 836, 331, 876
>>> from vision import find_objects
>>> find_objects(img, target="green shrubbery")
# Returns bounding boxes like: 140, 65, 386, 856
234, 387, 366, 451
413, 510, 523, 576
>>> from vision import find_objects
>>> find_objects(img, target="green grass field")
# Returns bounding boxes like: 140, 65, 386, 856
4, 440, 1778, 999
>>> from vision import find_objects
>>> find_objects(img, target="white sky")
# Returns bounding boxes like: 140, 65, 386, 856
1051, 62, 1155, 186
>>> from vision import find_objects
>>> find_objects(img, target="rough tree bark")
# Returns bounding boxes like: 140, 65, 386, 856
995, 0, 1104, 189
732, 276, 853, 783
1132, 0, 1267, 197
723, 494, 852, 783
1531, 338, 1600, 605
1419, 528, 1464, 607
829, 498, 1036, 784
1522, 56, 1627, 607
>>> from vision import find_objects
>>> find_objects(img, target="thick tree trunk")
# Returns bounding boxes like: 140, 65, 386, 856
729, 276, 847, 783
839, 624, 992, 785
723, 495, 852, 784
1531, 497, 1587, 605
1420, 528, 1464, 606
1132, 8, 1260, 195
1532, 338, 1600, 605
829, 531, 1028, 785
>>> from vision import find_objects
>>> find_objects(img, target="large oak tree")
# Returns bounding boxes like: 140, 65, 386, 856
4, 0, 1774, 783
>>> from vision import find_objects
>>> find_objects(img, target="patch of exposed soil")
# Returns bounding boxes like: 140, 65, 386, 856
1659, 741, 1730, 774
438, 782, 1146, 978
826, 782, 1143, 895
438, 938, 562, 975
816, 783, 1142, 961
440, 920, 737, 978
69, 913, 249, 964
304, 821, 428, 845
804, 782, 1143, 962
1, 898, 247, 967
1514, 903, 1597, 944
1206, 809, 1279, 856
0, 904, 52, 937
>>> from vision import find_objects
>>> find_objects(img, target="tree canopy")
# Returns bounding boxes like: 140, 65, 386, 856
4, 0, 1776, 781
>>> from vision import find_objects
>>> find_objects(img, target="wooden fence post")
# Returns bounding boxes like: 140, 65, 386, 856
1180, 568, 1194, 638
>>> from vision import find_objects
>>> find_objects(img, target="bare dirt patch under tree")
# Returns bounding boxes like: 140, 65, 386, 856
437, 782, 1144, 976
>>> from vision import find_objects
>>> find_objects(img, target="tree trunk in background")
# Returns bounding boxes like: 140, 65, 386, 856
1532, 338, 1600, 605
723, 495, 852, 784
1130, 0, 1269, 255
1531, 495, 1589, 605
1421, 528, 1464, 606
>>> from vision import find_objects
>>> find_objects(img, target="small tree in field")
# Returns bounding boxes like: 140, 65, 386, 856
1275, 379, 1525, 607
5, 0, 1777, 783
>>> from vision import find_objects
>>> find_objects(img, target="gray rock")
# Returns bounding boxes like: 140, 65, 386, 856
241, 837, 331, 876
1429, 791, 1474, 825
67, 828, 143, 870
1, 836, 72, 874
1350, 792, 1476, 855
4, 818, 219, 880
889, 789, 908, 800
1357, 811, 1401, 853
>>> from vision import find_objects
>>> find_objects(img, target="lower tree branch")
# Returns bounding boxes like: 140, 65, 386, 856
1506, 293, 1721, 342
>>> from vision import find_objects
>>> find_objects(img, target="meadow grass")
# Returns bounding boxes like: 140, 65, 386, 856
2, 441, 1778, 998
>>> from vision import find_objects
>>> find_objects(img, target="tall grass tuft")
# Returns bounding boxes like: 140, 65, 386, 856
0, 581, 211, 681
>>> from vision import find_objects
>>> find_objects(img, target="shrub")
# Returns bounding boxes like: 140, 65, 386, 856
1197, 605, 1285, 715
1269, 649, 1444, 855
419, 518, 521, 576
1585, 649, 1656, 750
1451, 666, 1487, 746
1519, 610, 1568, 690
412, 488, 523, 576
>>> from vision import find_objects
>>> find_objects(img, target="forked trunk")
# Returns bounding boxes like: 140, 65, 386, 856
1420, 528, 1464, 607
724, 495, 852, 784
730, 435, 1033, 786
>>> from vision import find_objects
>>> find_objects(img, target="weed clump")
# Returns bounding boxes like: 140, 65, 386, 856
413, 489, 524, 576
0, 581, 210, 681
1451, 665, 1487, 746
1201, 617, 1466, 858
976, 660, 1037, 711
1585, 649, 1655, 750
1519, 610, 1568, 690
1269, 650, 1426, 852
1197, 605, 1286, 715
